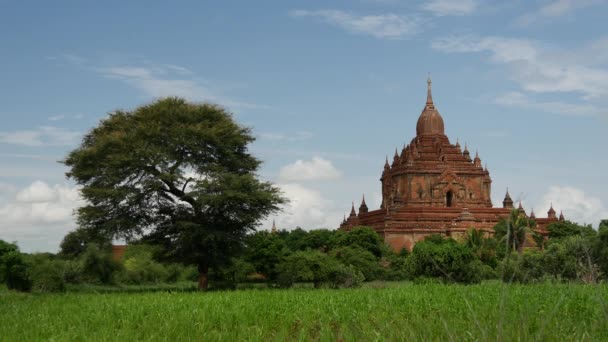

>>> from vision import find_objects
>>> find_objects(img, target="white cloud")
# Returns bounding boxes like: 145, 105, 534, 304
536, 186, 608, 227
59, 54, 241, 106
515, 0, 604, 26
259, 131, 313, 142
0, 181, 84, 252
48, 114, 84, 121
431, 35, 608, 100
264, 183, 341, 230
0, 126, 81, 147
16, 181, 58, 202
279, 157, 342, 182
291, 9, 423, 39
495, 91, 599, 116
421, 0, 477, 16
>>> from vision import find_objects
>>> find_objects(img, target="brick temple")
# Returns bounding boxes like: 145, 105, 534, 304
339, 78, 563, 251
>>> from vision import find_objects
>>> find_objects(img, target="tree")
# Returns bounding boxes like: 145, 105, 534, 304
547, 221, 596, 240
336, 226, 384, 257
493, 209, 533, 253
405, 235, 481, 284
244, 231, 290, 280
275, 250, 341, 288
331, 245, 381, 281
63, 98, 285, 290
59, 227, 112, 259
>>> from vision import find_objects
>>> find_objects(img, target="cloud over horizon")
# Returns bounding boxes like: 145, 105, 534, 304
291, 9, 424, 39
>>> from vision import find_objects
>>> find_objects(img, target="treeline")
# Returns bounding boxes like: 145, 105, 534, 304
2, 214, 608, 292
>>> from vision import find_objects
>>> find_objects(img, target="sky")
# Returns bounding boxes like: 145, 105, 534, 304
1, 0, 607, 252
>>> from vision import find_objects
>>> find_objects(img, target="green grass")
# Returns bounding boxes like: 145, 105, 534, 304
1, 281, 607, 341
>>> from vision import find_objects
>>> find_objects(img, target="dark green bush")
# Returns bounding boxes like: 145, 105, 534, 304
2, 251, 32, 292
327, 264, 364, 289
81, 244, 118, 284
406, 235, 480, 283
498, 251, 545, 283
331, 246, 381, 281
31, 260, 66, 293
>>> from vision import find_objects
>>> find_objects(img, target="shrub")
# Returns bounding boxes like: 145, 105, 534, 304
331, 246, 381, 281
406, 235, 480, 283
275, 250, 340, 288
31, 260, 66, 293
63, 260, 84, 284
81, 244, 118, 284
2, 251, 32, 292
327, 264, 364, 289
498, 251, 545, 283
336, 226, 384, 257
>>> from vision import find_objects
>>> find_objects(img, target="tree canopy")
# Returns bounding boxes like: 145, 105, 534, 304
63, 98, 285, 289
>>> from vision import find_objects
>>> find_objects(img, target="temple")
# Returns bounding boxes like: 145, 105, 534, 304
339, 78, 562, 251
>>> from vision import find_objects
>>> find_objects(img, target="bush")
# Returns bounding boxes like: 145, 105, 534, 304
336, 226, 384, 257
327, 264, 364, 289
498, 251, 545, 283
63, 260, 84, 284
119, 251, 168, 284
81, 244, 118, 284
2, 251, 32, 292
31, 260, 66, 293
406, 235, 480, 284
275, 250, 340, 288
383, 253, 410, 281
331, 246, 381, 281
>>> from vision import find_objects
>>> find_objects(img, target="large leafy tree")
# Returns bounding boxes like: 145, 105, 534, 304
64, 98, 285, 290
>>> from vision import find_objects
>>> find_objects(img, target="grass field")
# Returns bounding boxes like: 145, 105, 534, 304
1, 281, 607, 341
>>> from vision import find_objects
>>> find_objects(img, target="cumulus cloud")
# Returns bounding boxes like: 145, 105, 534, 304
421, 0, 477, 16
279, 157, 342, 182
0, 181, 84, 252
0, 126, 81, 147
536, 186, 608, 227
431, 35, 608, 101
291, 9, 423, 39
263, 183, 342, 231
515, 0, 604, 26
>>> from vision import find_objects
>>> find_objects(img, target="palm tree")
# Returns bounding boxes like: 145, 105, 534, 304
494, 209, 532, 253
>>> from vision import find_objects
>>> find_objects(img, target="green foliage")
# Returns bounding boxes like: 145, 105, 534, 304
498, 251, 545, 283
326, 264, 364, 289
336, 226, 384, 257
2, 283, 608, 340
63, 98, 285, 289
81, 245, 118, 284
244, 231, 289, 280
30, 260, 66, 293
0, 240, 19, 283
406, 235, 480, 283
1, 250, 32, 292
493, 210, 533, 252
331, 246, 381, 281
59, 227, 112, 259
275, 250, 339, 288
547, 220, 597, 240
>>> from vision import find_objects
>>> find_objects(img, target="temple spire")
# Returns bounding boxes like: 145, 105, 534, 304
548, 202, 556, 219
349, 202, 357, 217
271, 220, 277, 234
503, 188, 513, 209
359, 194, 369, 214
426, 76, 434, 107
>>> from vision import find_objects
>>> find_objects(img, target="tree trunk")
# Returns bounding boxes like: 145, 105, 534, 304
198, 263, 209, 291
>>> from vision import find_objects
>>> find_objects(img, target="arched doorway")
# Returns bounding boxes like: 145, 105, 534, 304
446, 190, 453, 207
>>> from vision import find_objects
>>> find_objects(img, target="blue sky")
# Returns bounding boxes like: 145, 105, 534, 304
1, 0, 607, 252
